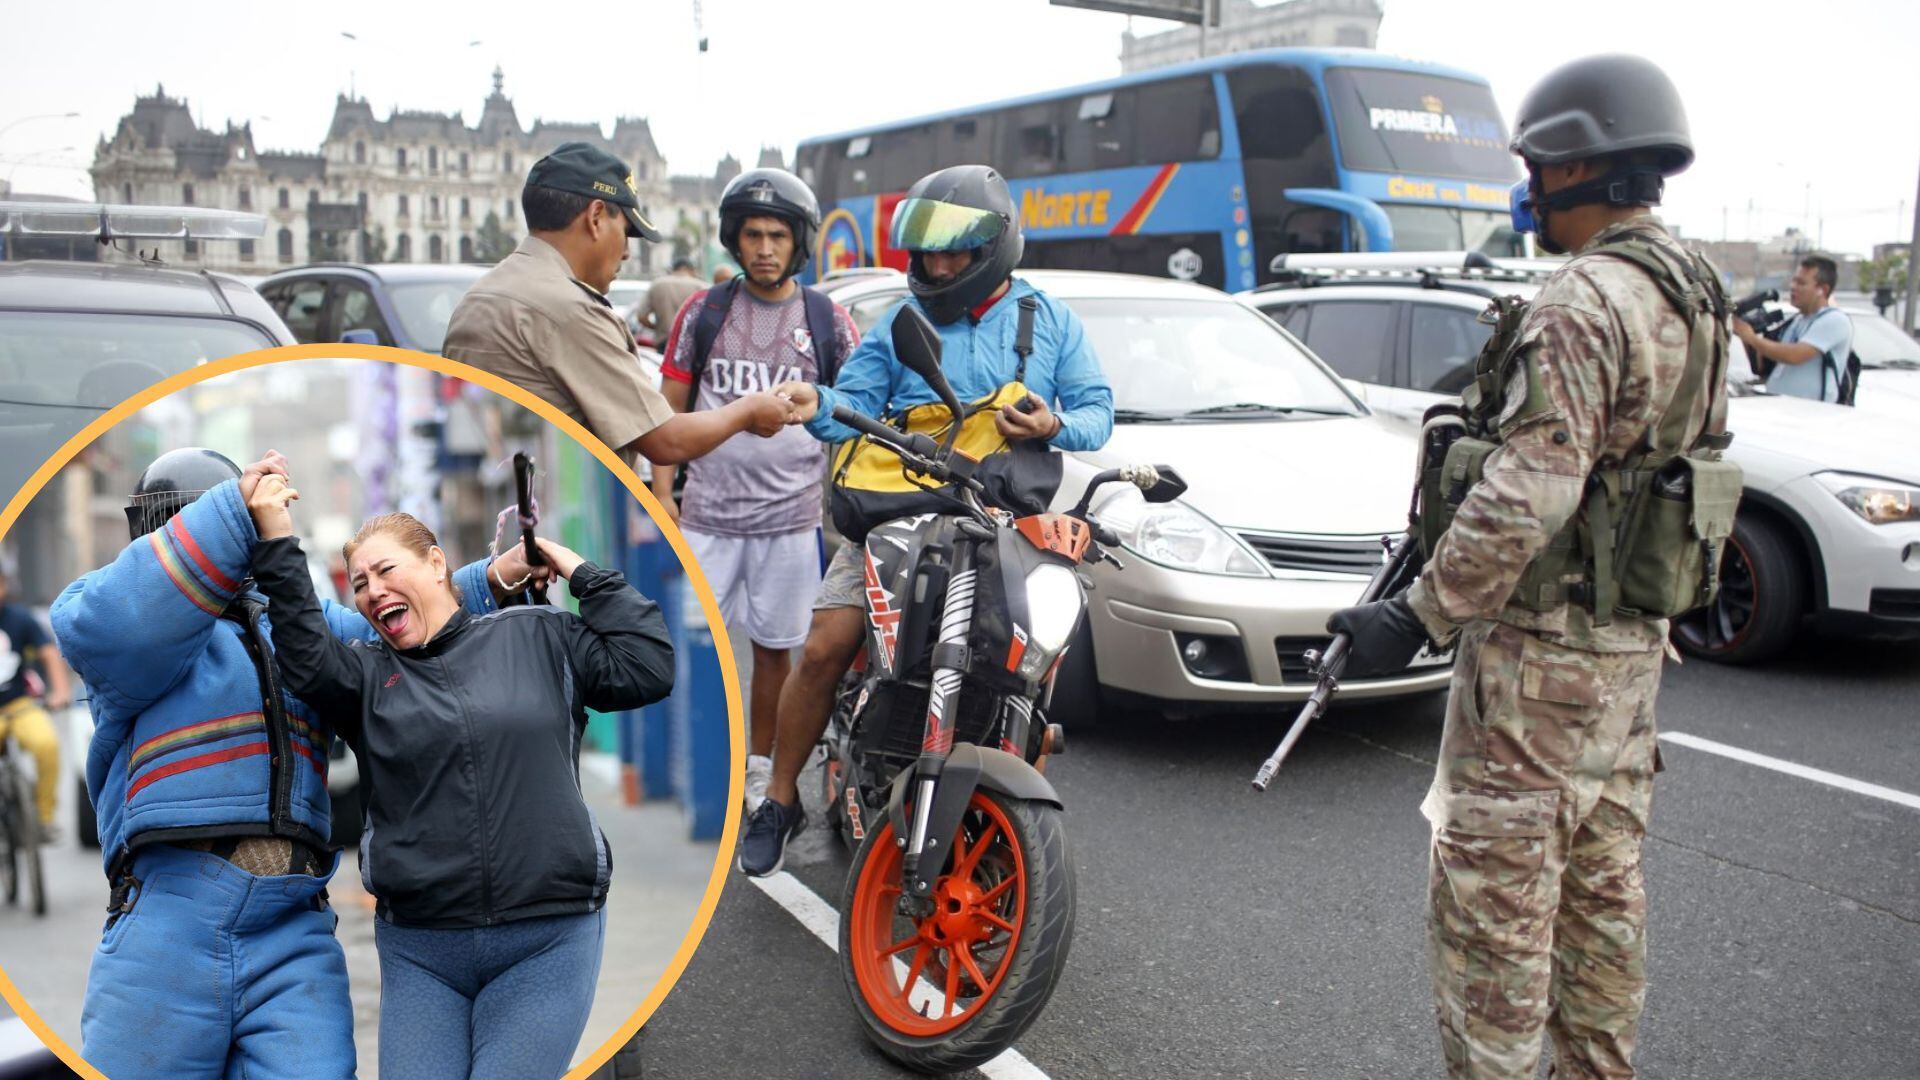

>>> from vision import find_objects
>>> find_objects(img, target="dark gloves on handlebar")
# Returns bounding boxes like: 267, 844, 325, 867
1325, 595, 1429, 680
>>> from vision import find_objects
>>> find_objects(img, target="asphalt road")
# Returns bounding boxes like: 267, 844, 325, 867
641, 632, 1920, 1079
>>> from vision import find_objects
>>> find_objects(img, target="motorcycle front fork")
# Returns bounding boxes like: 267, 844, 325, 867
899, 541, 977, 918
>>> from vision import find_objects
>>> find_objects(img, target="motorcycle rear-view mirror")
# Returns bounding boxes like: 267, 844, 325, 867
891, 305, 965, 419
1142, 466, 1187, 503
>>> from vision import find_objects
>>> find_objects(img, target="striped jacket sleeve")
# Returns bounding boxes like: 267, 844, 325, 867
51, 479, 258, 734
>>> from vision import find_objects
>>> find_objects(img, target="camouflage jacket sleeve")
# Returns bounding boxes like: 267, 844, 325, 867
1407, 289, 1619, 640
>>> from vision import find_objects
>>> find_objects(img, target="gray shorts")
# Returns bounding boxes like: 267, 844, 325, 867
815, 541, 866, 611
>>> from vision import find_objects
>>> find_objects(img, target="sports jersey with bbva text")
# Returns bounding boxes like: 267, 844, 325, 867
661, 288, 859, 537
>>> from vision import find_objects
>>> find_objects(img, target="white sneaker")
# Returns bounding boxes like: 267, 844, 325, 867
744, 755, 773, 815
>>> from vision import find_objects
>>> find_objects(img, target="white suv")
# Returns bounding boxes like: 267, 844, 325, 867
1243, 268, 1920, 664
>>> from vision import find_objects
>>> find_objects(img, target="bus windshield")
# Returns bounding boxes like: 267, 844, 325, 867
1323, 67, 1513, 181
1384, 205, 1526, 256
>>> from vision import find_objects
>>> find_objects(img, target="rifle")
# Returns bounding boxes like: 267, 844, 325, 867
1250, 528, 1422, 791
512, 452, 549, 605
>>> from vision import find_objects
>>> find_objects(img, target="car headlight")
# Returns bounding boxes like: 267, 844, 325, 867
1814, 471, 1920, 525
1093, 486, 1268, 576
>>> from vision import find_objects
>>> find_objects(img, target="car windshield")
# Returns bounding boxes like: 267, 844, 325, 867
1847, 311, 1920, 368
386, 280, 475, 352
1070, 298, 1363, 418
0, 310, 274, 499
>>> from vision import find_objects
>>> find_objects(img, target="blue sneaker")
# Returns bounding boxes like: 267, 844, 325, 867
737, 797, 807, 877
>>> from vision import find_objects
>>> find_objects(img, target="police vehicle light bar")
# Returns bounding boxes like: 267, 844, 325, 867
1269, 251, 1499, 275
0, 201, 266, 241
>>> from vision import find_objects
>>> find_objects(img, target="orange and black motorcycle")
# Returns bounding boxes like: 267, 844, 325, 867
821, 307, 1185, 1073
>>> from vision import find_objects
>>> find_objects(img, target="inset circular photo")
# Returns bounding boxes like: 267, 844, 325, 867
0, 348, 742, 1080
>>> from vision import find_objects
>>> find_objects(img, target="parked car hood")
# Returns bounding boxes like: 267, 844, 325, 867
1727, 394, 1920, 487
1854, 367, 1920, 420
1071, 416, 1417, 535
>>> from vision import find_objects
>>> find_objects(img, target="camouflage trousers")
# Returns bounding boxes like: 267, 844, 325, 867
1422, 620, 1665, 1080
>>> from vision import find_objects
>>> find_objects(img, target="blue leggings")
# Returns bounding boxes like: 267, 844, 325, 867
376, 909, 605, 1080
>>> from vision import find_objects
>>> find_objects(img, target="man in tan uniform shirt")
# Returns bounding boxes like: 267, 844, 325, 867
445, 142, 790, 470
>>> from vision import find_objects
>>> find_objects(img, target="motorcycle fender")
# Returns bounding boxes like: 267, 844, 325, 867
885, 743, 1063, 853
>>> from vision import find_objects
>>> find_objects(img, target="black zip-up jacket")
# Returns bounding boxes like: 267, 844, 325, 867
253, 536, 674, 928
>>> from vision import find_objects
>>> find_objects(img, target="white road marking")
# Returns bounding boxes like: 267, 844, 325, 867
748, 871, 1052, 1080
1659, 731, 1920, 812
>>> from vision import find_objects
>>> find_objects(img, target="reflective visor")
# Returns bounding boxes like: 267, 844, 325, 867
889, 198, 1005, 253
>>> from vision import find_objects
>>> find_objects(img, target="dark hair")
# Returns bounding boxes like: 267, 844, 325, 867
671, 258, 696, 273
1799, 254, 1838, 294
522, 184, 596, 233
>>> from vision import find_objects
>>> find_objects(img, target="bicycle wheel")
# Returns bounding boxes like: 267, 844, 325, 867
19, 784, 45, 916
0, 777, 20, 907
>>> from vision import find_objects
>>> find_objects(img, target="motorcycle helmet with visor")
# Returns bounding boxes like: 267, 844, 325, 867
718, 168, 822, 282
1505, 53, 1693, 254
893, 165, 1023, 325
126, 447, 243, 541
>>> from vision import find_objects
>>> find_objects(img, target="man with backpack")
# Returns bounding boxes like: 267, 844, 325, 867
1736, 254, 1857, 404
654, 168, 859, 812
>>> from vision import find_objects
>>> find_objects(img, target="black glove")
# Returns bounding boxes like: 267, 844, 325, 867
1325, 595, 1429, 680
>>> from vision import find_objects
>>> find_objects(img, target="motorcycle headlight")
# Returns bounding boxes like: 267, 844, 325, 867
1093, 486, 1268, 577
1815, 471, 1920, 525
1022, 562, 1082, 659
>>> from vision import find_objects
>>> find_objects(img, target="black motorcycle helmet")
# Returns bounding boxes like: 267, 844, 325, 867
718, 168, 822, 283
893, 165, 1023, 325
1510, 54, 1692, 253
126, 447, 242, 540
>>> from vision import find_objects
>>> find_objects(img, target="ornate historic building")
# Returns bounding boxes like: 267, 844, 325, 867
1119, 0, 1382, 72
89, 71, 693, 276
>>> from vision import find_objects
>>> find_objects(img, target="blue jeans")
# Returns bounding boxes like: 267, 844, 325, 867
376, 909, 606, 1080
81, 844, 355, 1080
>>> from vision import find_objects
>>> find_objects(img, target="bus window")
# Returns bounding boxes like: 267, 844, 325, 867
1134, 75, 1220, 165
878, 123, 937, 191
998, 101, 1066, 178
1063, 89, 1134, 173
935, 116, 995, 169
1228, 64, 1334, 186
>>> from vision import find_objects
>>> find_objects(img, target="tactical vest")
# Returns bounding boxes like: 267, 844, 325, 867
1417, 232, 1744, 625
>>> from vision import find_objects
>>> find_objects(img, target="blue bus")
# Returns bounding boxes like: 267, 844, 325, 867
795, 48, 1521, 292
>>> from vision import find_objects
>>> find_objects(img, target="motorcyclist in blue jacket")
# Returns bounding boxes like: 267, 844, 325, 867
740, 164, 1113, 875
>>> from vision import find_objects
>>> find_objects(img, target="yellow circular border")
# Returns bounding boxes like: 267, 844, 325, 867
0, 343, 745, 1080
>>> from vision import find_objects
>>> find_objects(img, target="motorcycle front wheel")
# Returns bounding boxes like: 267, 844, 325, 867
839, 787, 1074, 1074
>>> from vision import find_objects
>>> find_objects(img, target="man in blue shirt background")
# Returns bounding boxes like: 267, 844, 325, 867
1736, 254, 1855, 402
738, 164, 1113, 875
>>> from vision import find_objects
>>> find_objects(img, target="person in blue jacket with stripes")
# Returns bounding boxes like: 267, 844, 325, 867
51, 447, 547, 1079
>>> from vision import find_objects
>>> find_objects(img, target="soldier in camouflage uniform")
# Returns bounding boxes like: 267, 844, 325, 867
1326, 55, 1731, 1079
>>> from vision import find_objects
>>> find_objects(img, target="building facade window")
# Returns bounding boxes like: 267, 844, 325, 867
397, 147, 408, 170
355, 141, 366, 164
277, 227, 294, 262
459, 151, 469, 173
239, 239, 255, 261
398, 194, 409, 217
308, 189, 319, 205
460, 196, 470, 219
238, 186, 252, 209
505, 200, 515, 221
428, 147, 438, 171
278, 187, 290, 209
459, 235, 473, 262
428, 234, 444, 262
503, 150, 513, 173
396, 233, 411, 261
182, 183, 195, 205
121, 183, 133, 203
430, 196, 441, 219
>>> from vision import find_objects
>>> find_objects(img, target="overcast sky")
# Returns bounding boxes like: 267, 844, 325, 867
3, 0, 1915, 256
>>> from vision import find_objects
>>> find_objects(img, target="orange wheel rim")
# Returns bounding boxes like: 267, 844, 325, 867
848, 791, 1026, 1036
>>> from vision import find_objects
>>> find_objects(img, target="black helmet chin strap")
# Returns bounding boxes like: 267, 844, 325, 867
1527, 165, 1665, 255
